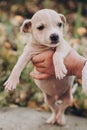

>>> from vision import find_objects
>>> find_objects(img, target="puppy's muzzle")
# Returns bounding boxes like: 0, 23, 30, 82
50, 33, 59, 44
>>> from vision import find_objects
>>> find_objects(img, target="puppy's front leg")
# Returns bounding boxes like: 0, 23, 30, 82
53, 41, 71, 79
4, 44, 32, 91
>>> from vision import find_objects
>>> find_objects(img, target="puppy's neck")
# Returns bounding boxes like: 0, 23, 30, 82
32, 39, 56, 52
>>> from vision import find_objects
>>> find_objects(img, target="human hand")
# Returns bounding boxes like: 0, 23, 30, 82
30, 50, 55, 79
30, 48, 85, 79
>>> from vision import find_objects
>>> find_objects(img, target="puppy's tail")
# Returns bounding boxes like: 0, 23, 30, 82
72, 83, 78, 94
82, 61, 87, 94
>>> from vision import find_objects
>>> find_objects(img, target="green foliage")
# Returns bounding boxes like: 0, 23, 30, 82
0, 92, 8, 107
74, 3, 82, 38
44, 0, 50, 8
74, 85, 87, 109
0, 0, 87, 117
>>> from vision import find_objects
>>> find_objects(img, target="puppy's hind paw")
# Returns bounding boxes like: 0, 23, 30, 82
56, 114, 66, 126
46, 114, 56, 124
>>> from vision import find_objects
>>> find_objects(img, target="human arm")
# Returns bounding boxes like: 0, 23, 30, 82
31, 48, 86, 79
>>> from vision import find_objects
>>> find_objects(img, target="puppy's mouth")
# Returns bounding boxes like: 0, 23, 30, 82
49, 41, 60, 47
46, 41, 60, 48
51, 40, 59, 44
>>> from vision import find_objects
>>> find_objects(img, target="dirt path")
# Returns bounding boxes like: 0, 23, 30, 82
0, 107, 87, 130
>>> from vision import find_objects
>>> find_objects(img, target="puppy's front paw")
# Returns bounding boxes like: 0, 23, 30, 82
53, 54, 67, 79
4, 76, 19, 91
55, 62, 67, 79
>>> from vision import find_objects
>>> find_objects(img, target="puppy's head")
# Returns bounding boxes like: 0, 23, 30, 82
21, 9, 66, 47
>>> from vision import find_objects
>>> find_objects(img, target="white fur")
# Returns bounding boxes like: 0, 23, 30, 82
5, 9, 71, 90
4, 9, 74, 125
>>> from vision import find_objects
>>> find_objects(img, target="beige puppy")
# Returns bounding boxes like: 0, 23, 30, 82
4, 9, 87, 125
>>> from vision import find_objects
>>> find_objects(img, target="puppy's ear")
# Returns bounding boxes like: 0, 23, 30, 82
59, 14, 66, 24
20, 19, 31, 33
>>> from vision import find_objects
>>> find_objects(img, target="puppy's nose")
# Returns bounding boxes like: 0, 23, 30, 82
50, 33, 59, 43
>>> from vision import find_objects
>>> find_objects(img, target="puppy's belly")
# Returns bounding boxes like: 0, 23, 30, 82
34, 76, 74, 97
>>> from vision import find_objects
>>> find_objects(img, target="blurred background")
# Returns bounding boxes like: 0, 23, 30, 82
0, 0, 87, 117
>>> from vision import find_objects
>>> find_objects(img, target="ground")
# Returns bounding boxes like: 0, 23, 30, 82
0, 107, 87, 130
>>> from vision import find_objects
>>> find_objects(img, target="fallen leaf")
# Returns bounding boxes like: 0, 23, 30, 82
41, 103, 50, 112
9, 104, 18, 108
72, 99, 80, 109
77, 27, 87, 36
14, 15, 24, 23
4, 41, 11, 49
77, 79, 82, 84
27, 101, 38, 108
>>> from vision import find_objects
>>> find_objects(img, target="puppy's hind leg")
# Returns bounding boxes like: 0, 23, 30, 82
56, 87, 73, 126
43, 93, 58, 124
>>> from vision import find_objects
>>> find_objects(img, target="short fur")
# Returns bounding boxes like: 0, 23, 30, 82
4, 9, 87, 125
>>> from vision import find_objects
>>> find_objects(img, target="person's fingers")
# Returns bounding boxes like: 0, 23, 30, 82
36, 67, 46, 73
33, 62, 45, 68
30, 71, 50, 80
32, 54, 45, 64
32, 50, 54, 64
32, 57, 44, 64
35, 67, 55, 76
33, 59, 54, 69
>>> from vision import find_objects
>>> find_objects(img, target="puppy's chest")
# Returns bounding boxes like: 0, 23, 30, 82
31, 45, 56, 57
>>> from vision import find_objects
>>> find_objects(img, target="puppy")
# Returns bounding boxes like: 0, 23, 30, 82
4, 9, 87, 125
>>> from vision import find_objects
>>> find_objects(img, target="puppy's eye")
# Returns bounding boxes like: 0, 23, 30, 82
37, 25, 44, 30
58, 22, 62, 27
